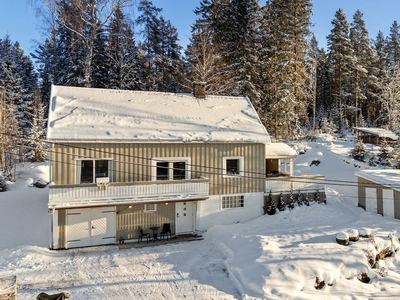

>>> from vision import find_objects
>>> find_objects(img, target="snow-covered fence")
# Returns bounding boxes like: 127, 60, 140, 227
49, 178, 209, 208
265, 174, 325, 194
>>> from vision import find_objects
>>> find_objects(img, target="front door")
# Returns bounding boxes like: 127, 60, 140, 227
66, 207, 116, 248
176, 202, 194, 234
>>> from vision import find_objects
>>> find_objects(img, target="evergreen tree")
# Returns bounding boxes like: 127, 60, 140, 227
288, 186, 295, 210
297, 189, 303, 206
378, 141, 393, 167
278, 192, 286, 211
28, 89, 47, 162
351, 139, 367, 162
264, 0, 313, 139
349, 10, 374, 127
385, 21, 400, 70
327, 9, 353, 133
265, 190, 276, 215
136, 0, 162, 91
304, 193, 310, 206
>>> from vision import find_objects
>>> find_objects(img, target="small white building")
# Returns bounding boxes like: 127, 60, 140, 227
356, 169, 400, 218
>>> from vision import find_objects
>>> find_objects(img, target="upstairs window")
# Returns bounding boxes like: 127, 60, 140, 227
153, 158, 190, 181
223, 157, 244, 177
77, 159, 112, 184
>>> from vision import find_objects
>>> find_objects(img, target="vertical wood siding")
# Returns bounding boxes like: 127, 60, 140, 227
394, 191, 400, 219
51, 142, 265, 195
116, 203, 175, 240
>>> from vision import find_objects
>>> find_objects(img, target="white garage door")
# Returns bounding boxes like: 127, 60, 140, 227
67, 207, 116, 248
365, 188, 377, 213
383, 189, 395, 218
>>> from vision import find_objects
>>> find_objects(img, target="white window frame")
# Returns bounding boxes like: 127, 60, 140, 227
151, 157, 191, 181
144, 203, 157, 212
221, 194, 245, 210
279, 158, 292, 174
223, 156, 244, 177
75, 158, 114, 184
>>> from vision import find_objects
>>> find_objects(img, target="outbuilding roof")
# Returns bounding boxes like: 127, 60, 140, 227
356, 169, 400, 192
47, 85, 271, 144
353, 127, 398, 140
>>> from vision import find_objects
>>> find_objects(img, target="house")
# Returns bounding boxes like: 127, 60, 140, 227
356, 169, 400, 218
47, 84, 323, 249
353, 127, 398, 145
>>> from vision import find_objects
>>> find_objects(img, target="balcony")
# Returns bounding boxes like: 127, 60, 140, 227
49, 178, 210, 209
265, 174, 325, 194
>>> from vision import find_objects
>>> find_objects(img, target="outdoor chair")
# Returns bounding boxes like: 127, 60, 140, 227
160, 223, 172, 241
138, 229, 150, 243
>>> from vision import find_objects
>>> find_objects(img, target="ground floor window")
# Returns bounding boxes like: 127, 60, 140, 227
144, 203, 157, 212
221, 195, 244, 209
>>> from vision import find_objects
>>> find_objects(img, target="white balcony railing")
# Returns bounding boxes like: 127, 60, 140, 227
265, 174, 325, 194
49, 178, 210, 209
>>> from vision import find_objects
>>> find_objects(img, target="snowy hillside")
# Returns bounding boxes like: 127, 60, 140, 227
1, 136, 400, 299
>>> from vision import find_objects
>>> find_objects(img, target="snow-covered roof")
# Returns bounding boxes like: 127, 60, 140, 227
356, 169, 400, 192
265, 143, 297, 159
47, 85, 271, 144
353, 127, 398, 140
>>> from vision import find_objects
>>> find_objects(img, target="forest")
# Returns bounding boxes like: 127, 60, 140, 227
1, 0, 400, 178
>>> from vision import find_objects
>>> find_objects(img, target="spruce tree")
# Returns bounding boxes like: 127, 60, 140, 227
349, 10, 374, 127
351, 139, 367, 162
266, 190, 276, 215
327, 9, 353, 133
297, 189, 303, 206
378, 141, 393, 167
278, 192, 286, 211
288, 186, 295, 210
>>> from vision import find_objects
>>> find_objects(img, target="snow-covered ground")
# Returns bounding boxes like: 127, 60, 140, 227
1, 135, 400, 299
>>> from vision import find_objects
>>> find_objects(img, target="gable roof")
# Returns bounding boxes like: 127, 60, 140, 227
47, 85, 271, 144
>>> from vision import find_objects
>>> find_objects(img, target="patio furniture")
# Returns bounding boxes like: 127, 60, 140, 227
160, 223, 172, 241
138, 229, 150, 243
149, 226, 161, 242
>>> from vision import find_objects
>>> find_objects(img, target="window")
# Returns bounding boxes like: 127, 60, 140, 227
153, 158, 190, 181
223, 157, 244, 177
222, 195, 244, 209
280, 159, 291, 174
77, 159, 112, 184
144, 203, 157, 212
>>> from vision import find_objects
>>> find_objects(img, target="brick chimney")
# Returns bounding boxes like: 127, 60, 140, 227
193, 82, 206, 98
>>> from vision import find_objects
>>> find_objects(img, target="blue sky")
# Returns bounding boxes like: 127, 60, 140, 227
1, 0, 400, 55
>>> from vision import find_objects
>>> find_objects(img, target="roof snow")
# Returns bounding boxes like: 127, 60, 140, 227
47, 85, 271, 144
353, 127, 398, 140
356, 169, 400, 192
265, 143, 297, 158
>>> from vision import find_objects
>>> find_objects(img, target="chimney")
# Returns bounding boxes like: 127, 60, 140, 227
193, 82, 206, 98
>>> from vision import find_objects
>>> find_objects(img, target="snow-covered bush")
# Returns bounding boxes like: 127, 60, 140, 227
368, 154, 378, 167
0, 176, 8, 192
394, 141, 400, 169
359, 228, 371, 238
351, 139, 367, 162
336, 232, 349, 246
378, 142, 393, 167
347, 229, 359, 242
